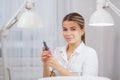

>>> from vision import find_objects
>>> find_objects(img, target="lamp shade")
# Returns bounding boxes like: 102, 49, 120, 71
89, 9, 114, 26
17, 10, 42, 28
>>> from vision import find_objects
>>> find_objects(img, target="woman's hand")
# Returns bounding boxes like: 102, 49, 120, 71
41, 47, 51, 64
41, 48, 73, 76
45, 54, 61, 70
41, 47, 59, 67
41, 47, 61, 69
46, 55, 73, 76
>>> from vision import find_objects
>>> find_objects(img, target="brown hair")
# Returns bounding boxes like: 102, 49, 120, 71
62, 12, 85, 43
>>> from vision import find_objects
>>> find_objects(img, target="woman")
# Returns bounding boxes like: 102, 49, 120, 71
41, 12, 98, 77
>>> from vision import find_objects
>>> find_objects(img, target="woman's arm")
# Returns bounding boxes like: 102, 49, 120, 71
46, 55, 73, 76
42, 64, 51, 77
41, 48, 73, 76
41, 48, 51, 77
56, 65, 73, 76
82, 49, 98, 76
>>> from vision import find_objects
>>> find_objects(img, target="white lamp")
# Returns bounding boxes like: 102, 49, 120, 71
17, 10, 42, 28
17, 0, 42, 28
89, 0, 120, 27
0, 0, 42, 80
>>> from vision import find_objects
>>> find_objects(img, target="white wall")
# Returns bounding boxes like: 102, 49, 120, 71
103, 0, 120, 79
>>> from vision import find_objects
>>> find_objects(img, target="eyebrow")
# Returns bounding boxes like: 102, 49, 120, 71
70, 26, 76, 28
63, 26, 76, 28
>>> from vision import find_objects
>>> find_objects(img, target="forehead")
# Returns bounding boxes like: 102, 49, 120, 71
62, 21, 79, 27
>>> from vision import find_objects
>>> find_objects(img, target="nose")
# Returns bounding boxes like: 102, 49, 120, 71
66, 30, 71, 35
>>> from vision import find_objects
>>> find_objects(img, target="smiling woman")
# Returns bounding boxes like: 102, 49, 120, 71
41, 12, 98, 77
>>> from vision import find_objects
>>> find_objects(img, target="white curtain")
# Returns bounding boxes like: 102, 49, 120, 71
0, 0, 68, 80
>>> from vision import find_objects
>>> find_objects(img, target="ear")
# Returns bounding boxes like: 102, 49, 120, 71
81, 28, 85, 36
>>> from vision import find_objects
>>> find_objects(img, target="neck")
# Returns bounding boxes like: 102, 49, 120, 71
67, 41, 82, 53
66, 41, 82, 60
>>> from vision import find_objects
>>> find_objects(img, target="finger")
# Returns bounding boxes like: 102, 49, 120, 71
41, 55, 47, 58
46, 53, 52, 57
42, 51, 49, 56
41, 53, 47, 56
42, 54, 51, 59
47, 63, 53, 67
42, 47, 45, 51
46, 60, 53, 64
42, 57, 48, 60
46, 58, 55, 63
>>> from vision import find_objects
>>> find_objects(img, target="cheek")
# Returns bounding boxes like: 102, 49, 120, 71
74, 32, 81, 36
78, 30, 84, 36
74, 32, 82, 39
62, 32, 66, 37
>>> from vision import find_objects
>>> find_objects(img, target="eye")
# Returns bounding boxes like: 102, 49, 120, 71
71, 27, 76, 31
71, 28, 76, 31
63, 27, 67, 31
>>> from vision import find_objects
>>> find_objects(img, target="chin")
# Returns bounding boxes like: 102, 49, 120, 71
67, 41, 75, 44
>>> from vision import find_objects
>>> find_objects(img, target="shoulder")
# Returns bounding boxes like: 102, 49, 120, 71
83, 45, 97, 57
77, 42, 97, 55
85, 46, 96, 53
82, 45, 98, 64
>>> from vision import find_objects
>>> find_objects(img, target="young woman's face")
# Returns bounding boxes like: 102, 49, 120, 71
62, 21, 84, 44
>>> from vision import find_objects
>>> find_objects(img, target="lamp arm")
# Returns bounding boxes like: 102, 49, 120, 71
0, 0, 36, 80
107, 0, 120, 17
2, 0, 27, 30
2, 0, 35, 30
0, 1, 26, 80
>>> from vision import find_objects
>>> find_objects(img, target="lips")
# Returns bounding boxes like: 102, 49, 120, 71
66, 38, 72, 41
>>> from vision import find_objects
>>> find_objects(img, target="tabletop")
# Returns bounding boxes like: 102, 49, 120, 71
38, 76, 111, 80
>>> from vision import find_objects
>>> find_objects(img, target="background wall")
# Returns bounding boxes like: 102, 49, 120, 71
0, 0, 120, 80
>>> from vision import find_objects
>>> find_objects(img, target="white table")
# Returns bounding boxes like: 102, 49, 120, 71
38, 76, 111, 80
